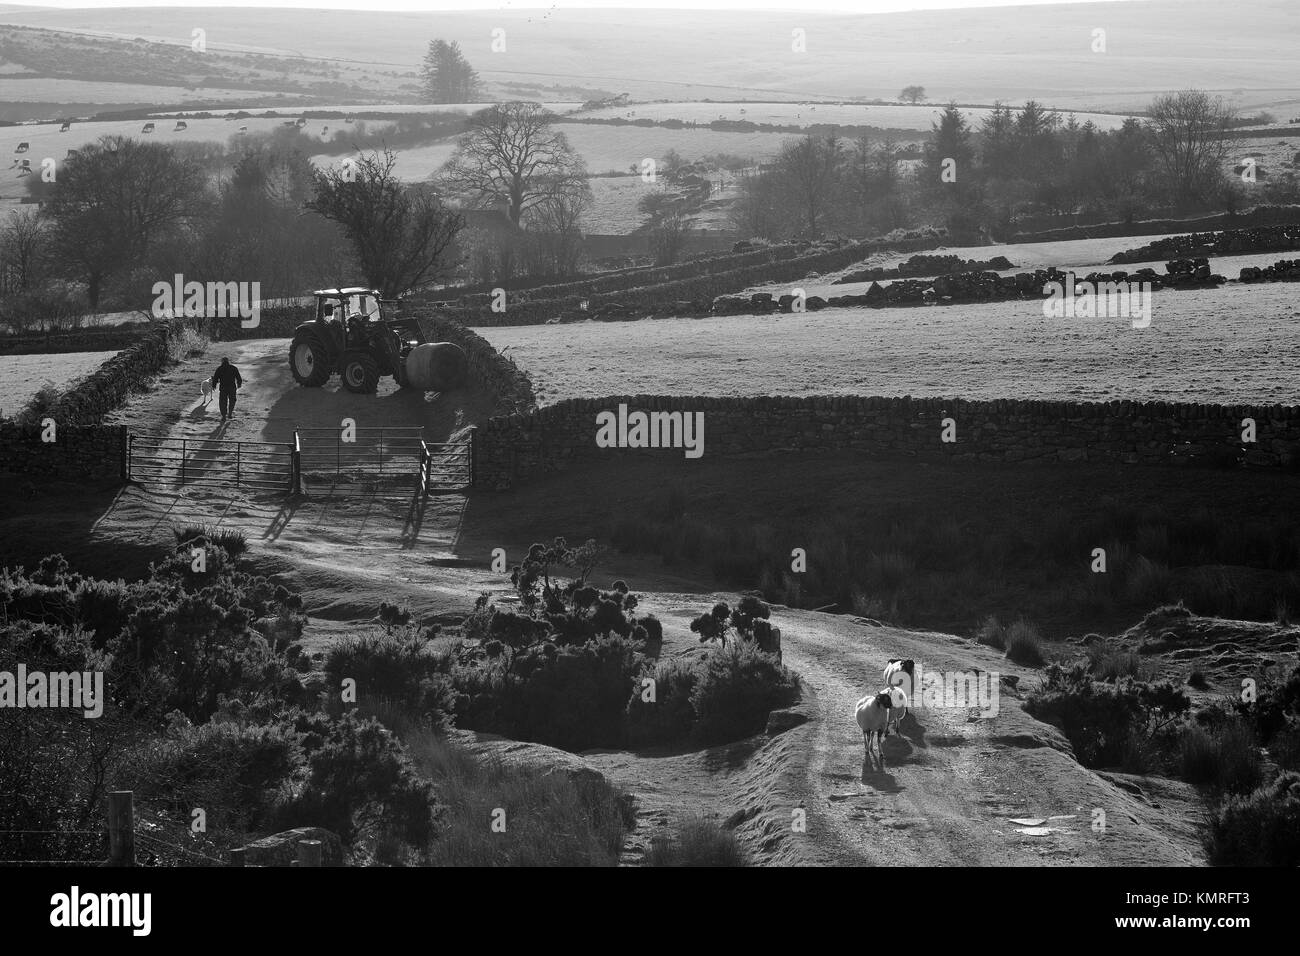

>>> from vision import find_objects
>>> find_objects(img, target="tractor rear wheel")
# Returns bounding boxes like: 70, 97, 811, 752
290, 333, 331, 387
340, 350, 380, 394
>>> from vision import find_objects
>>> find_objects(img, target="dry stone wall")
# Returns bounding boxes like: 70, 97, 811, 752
473, 395, 1300, 490
0, 423, 127, 481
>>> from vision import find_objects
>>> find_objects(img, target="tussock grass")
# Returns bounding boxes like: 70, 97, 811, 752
645, 814, 748, 867
1004, 620, 1044, 666
402, 726, 634, 867
1178, 719, 1264, 794
173, 523, 248, 558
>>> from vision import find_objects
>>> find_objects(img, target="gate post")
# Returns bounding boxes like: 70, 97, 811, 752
181, 438, 186, 484
236, 442, 242, 487
291, 431, 302, 495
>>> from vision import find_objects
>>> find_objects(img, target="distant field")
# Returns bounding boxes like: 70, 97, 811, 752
575, 102, 1137, 131
0, 77, 293, 104
187, 103, 583, 116
0, 350, 118, 419
476, 282, 1300, 407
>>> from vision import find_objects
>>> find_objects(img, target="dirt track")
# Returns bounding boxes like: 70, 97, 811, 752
76, 340, 1205, 865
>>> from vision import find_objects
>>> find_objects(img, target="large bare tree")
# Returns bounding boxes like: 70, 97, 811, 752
308, 149, 464, 296
776, 134, 842, 235
41, 135, 207, 309
1145, 90, 1235, 206
439, 101, 588, 226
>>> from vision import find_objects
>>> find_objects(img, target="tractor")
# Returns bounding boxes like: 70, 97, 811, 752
289, 288, 425, 393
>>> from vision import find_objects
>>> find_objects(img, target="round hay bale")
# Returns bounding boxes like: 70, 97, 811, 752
404, 342, 467, 391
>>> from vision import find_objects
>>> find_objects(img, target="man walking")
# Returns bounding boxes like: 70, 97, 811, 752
210, 356, 243, 421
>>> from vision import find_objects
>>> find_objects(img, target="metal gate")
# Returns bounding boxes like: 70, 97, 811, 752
294, 426, 468, 494
419, 439, 472, 492
127, 434, 294, 493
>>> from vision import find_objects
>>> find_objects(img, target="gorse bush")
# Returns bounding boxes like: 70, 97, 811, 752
690, 641, 801, 745
1025, 662, 1190, 768
625, 655, 700, 748
1205, 771, 1300, 866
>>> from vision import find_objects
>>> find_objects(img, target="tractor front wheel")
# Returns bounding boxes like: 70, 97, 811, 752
340, 350, 380, 394
289, 333, 331, 387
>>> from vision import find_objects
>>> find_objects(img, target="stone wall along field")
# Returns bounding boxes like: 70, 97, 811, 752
472, 395, 1300, 489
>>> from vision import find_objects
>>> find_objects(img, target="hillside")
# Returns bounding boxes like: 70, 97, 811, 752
0, 1, 1298, 113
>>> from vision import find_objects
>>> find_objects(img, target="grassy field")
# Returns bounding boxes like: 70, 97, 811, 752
0, 350, 118, 419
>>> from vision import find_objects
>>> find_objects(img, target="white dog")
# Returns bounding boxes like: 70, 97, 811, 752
199, 377, 213, 404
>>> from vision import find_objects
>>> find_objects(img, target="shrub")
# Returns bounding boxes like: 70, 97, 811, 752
646, 814, 748, 866
625, 655, 700, 747
690, 642, 800, 744
490, 635, 646, 751
1004, 620, 1044, 666
1205, 771, 1300, 866
325, 631, 456, 722
1025, 662, 1188, 768
133, 720, 300, 832
275, 711, 442, 850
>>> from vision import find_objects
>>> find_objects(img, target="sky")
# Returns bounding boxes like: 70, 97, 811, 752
0, 0, 1146, 13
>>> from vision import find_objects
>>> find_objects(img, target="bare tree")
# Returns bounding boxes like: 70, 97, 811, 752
307, 149, 464, 296
1145, 89, 1235, 206
899, 85, 927, 105
439, 102, 588, 226
524, 188, 589, 278
776, 134, 842, 235
638, 191, 691, 265
41, 135, 207, 309
0, 208, 49, 292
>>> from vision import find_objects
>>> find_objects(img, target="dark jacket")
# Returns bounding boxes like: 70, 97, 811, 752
211, 364, 243, 393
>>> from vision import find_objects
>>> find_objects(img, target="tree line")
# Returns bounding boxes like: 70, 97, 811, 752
731, 90, 1300, 242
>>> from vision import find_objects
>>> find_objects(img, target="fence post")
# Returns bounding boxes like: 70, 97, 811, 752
297, 840, 322, 867
107, 791, 134, 866
180, 438, 186, 485
228, 847, 246, 867
123, 431, 132, 482
291, 431, 302, 496
236, 442, 242, 487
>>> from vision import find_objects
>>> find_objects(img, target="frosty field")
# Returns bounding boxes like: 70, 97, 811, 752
0, 350, 118, 418
476, 284, 1300, 406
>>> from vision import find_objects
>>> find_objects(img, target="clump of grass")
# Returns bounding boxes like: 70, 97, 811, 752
1085, 639, 1148, 682
1004, 620, 1044, 666
1178, 719, 1263, 794
403, 726, 635, 867
1140, 601, 1193, 630
166, 324, 209, 362
975, 615, 1005, 650
645, 814, 748, 867
14, 380, 62, 426
174, 523, 247, 558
